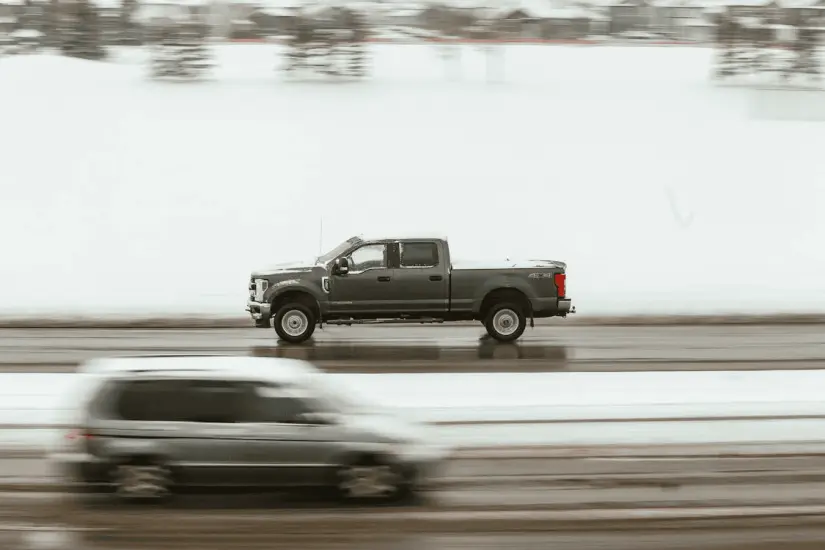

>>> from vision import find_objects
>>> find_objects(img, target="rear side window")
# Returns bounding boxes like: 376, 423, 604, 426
112, 378, 247, 423
399, 242, 438, 268
113, 379, 183, 422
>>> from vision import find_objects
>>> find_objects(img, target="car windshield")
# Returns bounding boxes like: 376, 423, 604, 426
311, 375, 378, 414
316, 236, 363, 264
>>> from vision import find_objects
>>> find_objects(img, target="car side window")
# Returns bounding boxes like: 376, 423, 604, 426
176, 379, 247, 424
399, 242, 439, 268
245, 384, 313, 424
113, 379, 184, 422
348, 244, 387, 272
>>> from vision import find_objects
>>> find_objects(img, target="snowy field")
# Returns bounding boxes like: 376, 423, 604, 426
1, 44, 824, 318
7, 369, 825, 448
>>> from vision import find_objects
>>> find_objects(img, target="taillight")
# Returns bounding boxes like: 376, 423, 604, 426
65, 428, 93, 442
554, 273, 566, 298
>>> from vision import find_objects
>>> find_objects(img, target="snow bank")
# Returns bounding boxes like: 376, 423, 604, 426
7, 370, 825, 448
1, 45, 823, 317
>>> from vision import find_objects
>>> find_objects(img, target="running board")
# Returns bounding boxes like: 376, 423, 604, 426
324, 318, 445, 326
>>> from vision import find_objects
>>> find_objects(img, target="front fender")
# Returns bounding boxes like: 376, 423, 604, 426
471, 275, 540, 314
264, 279, 330, 313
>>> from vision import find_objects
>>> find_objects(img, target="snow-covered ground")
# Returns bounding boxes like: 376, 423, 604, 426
6, 368, 825, 425
1, 44, 823, 318
6, 369, 825, 448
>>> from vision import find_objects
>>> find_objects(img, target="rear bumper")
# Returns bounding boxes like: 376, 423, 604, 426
558, 298, 575, 315
533, 298, 575, 318
51, 452, 110, 491
246, 300, 271, 321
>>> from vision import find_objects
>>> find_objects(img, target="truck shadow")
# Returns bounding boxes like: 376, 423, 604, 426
249, 342, 569, 371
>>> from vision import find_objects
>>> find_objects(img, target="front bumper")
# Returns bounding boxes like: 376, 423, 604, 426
246, 300, 271, 321
400, 444, 454, 489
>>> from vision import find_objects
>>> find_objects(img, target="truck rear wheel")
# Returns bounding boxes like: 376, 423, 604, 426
484, 302, 526, 342
273, 302, 317, 344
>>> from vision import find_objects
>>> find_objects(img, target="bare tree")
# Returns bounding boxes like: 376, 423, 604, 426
60, 0, 106, 60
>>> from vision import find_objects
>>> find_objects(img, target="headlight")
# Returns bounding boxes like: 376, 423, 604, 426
254, 279, 269, 301
396, 439, 452, 461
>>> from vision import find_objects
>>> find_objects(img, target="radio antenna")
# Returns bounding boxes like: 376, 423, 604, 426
318, 217, 324, 256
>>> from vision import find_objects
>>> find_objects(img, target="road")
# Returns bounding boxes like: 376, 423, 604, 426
5, 491, 825, 549
6, 453, 825, 508
3, 481, 825, 514
8, 529, 825, 550
1, 325, 824, 368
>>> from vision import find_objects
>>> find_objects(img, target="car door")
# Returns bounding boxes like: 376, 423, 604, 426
328, 242, 396, 315
388, 240, 449, 314
238, 382, 342, 487
170, 378, 254, 488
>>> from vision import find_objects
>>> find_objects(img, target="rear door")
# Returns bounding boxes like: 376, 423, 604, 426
170, 378, 253, 487
387, 240, 448, 314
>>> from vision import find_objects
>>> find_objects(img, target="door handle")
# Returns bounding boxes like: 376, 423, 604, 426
429, 275, 443, 281
377, 276, 391, 282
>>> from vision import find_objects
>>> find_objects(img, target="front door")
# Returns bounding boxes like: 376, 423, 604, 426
239, 383, 340, 487
328, 242, 396, 315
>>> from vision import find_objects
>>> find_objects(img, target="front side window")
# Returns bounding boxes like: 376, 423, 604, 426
348, 243, 387, 272
246, 384, 313, 423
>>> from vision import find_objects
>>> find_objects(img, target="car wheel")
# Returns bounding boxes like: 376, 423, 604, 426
484, 302, 526, 342
336, 458, 410, 504
273, 302, 316, 344
113, 460, 172, 503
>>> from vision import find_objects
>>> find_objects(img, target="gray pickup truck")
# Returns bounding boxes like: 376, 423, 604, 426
247, 235, 574, 344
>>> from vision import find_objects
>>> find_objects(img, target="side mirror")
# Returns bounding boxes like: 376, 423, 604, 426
334, 257, 349, 276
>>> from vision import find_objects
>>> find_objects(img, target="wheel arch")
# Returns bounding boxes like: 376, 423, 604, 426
270, 288, 322, 322
479, 287, 532, 321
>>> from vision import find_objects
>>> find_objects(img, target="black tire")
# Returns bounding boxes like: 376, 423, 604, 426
334, 455, 411, 505
111, 457, 173, 504
273, 302, 317, 344
484, 301, 527, 342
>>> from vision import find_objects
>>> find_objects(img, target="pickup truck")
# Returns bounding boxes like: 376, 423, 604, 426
246, 235, 574, 344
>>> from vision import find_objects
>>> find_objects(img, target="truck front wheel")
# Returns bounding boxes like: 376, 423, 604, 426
273, 303, 317, 344
484, 302, 526, 342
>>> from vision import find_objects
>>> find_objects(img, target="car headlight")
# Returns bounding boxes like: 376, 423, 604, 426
395, 439, 452, 461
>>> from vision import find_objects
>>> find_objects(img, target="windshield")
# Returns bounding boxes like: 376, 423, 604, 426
316, 236, 363, 264
312, 375, 378, 414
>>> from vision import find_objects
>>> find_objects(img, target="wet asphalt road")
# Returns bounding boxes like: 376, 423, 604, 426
1, 325, 824, 367
8, 530, 825, 550
3, 477, 825, 513
5, 493, 825, 550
